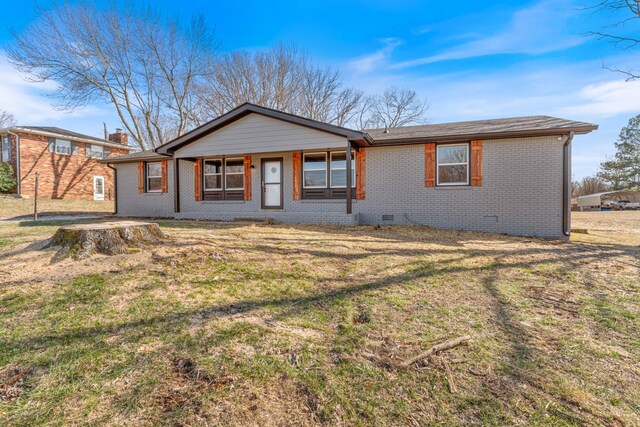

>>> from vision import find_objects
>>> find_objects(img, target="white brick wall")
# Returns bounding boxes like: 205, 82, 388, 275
114, 135, 567, 237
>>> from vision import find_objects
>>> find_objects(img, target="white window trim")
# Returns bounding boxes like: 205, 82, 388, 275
329, 151, 356, 189
203, 159, 223, 191
224, 157, 245, 191
303, 152, 328, 189
1, 137, 10, 162
436, 143, 470, 186
146, 161, 163, 193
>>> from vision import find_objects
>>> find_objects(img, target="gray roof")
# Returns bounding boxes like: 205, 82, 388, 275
101, 110, 599, 164
100, 150, 170, 164
13, 126, 135, 150
365, 116, 597, 143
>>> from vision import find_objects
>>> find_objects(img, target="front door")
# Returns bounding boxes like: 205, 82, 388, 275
262, 158, 282, 209
93, 176, 105, 201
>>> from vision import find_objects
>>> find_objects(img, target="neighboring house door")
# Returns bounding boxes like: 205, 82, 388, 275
93, 176, 105, 201
262, 158, 283, 209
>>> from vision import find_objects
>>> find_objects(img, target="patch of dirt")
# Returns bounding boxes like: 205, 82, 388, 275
0, 367, 30, 402
525, 285, 581, 317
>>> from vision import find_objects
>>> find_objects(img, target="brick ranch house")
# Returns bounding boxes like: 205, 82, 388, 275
103, 103, 597, 238
0, 126, 134, 200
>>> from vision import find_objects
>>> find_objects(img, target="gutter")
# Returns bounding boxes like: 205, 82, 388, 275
11, 127, 135, 151
105, 163, 118, 215
563, 131, 574, 237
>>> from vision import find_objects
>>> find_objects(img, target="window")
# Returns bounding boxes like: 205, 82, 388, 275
202, 158, 244, 200
302, 150, 355, 199
330, 151, 355, 188
203, 159, 222, 190
48, 138, 76, 156
225, 158, 245, 190
146, 162, 162, 192
303, 153, 327, 188
86, 144, 106, 159
436, 143, 469, 185
1, 137, 10, 162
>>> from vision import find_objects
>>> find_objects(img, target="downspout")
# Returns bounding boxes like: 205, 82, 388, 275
6, 130, 21, 195
106, 163, 118, 215
562, 131, 574, 237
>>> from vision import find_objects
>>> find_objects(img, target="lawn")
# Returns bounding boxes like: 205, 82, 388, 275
0, 213, 638, 426
0, 195, 114, 220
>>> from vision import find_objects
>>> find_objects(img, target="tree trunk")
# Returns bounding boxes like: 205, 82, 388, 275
45, 221, 165, 261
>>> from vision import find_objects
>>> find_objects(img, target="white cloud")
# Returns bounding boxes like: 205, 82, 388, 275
391, 0, 584, 69
559, 80, 640, 118
347, 38, 402, 73
0, 54, 114, 138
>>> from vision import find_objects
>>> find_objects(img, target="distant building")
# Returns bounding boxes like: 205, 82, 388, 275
0, 126, 135, 200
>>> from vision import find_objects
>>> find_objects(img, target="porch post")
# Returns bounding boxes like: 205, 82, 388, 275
346, 142, 352, 214
173, 157, 180, 213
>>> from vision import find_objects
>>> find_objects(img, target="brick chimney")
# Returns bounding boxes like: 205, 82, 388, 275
108, 128, 129, 145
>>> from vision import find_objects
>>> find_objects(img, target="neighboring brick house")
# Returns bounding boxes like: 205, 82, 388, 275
0, 126, 135, 200
104, 103, 598, 238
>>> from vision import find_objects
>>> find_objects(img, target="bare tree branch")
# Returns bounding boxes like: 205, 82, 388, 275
0, 110, 16, 128
5, 2, 216, 149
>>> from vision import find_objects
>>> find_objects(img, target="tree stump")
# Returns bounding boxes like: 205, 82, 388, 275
45, 221, 166, 261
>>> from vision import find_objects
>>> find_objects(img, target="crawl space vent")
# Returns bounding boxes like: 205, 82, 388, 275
382, 214, 394, 221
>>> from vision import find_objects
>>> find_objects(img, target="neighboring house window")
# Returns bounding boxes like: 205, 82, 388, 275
1, 137, 10, 162
146, 162, 163, 192
86, 144, 109, 159
48, 138, 77, 156
303, 150, 355, 199
436, 143, 469, 186
202, 158, 244, 200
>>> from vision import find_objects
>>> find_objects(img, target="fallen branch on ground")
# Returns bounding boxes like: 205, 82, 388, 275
398, 335, 471, 368
441, 358, 458, 394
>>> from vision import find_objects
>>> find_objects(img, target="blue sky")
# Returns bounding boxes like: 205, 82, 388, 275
0, 0, 639, 179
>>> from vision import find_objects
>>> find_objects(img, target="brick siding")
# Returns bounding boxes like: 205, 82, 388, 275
15, 132, 130, 200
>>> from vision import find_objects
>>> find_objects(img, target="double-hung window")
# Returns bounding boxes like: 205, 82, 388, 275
48, 138, 77, 156
146, 162, 163, 192
1, 137, 10, 162
86, 144, 106, 159
302, 151, 355, 198
202, 158, 244, 200
436, 143, 469, 186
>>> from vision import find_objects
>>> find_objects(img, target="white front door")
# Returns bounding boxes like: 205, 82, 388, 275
262, 159, 282, 209
93, 176, 105, 201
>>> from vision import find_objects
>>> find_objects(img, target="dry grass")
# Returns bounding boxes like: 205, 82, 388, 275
0, 195, 114, 220
0, 214, 638, 426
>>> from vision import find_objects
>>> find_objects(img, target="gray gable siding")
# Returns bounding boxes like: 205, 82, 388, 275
174, 113, 349, 158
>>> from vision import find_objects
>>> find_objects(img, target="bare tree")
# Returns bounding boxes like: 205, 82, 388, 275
365, 87, 429, 129
586, 1, 640, 80
6, 2, 216, 149
573, 175, 609, 196
200, 45, 427, 129
0, 110, 16, 128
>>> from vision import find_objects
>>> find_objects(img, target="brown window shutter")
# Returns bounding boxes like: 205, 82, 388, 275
194, 159, 202, 201
471, 140, 483, 186
425, 143, 436, 187
243, 155, 252, 201
356, 148, 366, 200
161, 160, 168, 193
137, 161, 144, 193
292, 151, 301, 200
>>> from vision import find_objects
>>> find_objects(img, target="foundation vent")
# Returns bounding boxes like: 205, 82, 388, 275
382, 214, 394, 221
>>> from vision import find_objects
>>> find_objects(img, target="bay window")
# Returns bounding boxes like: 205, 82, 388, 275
436, 143, 469, 186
